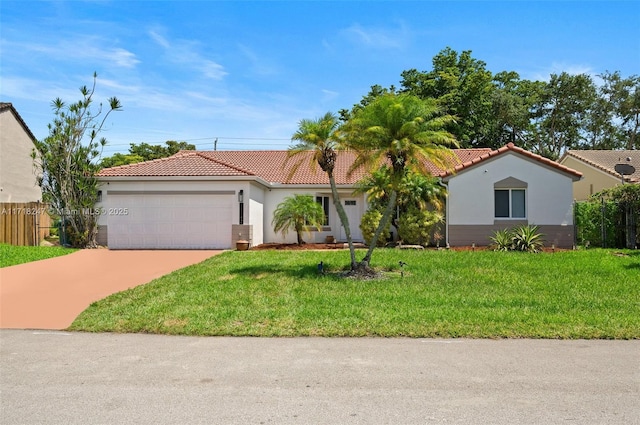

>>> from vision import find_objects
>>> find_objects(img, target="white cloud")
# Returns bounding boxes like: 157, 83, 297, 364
340, 21, 410, 50
321, 89, 339, 102
147, 28, 228, 80
524, 62, 595, 82
1, 38, 140, 69
237, 44, 278, 76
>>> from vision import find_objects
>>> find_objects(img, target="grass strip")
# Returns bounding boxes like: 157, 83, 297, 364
1, 243, 77, 268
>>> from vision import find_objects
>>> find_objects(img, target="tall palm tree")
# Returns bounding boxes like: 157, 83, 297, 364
286, 112, 358, 269
343, 93, 459, 268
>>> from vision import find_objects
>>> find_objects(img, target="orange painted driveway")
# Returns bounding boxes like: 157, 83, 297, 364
0, 249, 222, 330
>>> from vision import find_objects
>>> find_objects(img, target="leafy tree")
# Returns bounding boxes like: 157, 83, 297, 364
597, 71, 640, 150
286, 112, 358, 268
99, 153, 145, 168
529, 72, 597, 160
33, 73, 122, 247
343, 93, 458, 268
487, 71, 541, 148
100, 140, 195, 168
272, 194, 325, 245
400, 47, 495, 147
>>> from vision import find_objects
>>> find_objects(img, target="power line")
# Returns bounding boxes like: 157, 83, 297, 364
102, 135, 292, 148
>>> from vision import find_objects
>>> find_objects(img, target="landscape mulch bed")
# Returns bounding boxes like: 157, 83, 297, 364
250, 243, 565, 253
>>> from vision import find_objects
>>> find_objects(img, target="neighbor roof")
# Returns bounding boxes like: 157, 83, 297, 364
98, 148, 493, 185
561, 150, 640, 183
440, 143, 583, 180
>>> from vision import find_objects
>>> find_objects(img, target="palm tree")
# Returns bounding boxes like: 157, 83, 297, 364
286, 112, 358, 269
343, 93, 459, 268
272, 194, 326, 245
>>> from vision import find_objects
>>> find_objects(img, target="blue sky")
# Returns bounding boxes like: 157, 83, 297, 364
1, 1, 638, 155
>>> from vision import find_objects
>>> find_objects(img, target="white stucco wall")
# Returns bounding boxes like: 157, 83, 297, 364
0, 109, 42, 202
262, 187, 363, 244
446, 153, 575, 226
248, 182, 265, 246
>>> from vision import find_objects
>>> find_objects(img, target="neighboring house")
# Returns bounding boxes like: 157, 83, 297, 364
559, 150, 640, 201
0, 102, 42, 202
440, 143, 583, 248
96, 145, 581, 249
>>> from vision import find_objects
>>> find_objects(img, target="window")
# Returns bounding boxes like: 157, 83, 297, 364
495, 189, 526, 218
316, 196, 330, 225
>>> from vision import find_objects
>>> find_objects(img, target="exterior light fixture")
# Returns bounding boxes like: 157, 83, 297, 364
238, 189, 244, 203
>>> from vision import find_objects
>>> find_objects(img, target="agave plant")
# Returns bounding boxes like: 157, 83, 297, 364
491, 225, 544, 253
511, 225, 544, 253
490, 228, 514, 252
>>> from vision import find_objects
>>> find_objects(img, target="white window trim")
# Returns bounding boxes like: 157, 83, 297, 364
494, 188, 527, 219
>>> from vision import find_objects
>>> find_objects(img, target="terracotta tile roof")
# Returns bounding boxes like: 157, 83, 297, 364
562, 150, 640, 183
199, 150, 367, 185
440, 143, 583, 180
98, 148, 493, 184
97, 151, 254, 177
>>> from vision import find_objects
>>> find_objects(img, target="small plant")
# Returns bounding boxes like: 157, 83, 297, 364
490, 228, 513, 251
511, 225, 544, 253
491, 225, 544, 253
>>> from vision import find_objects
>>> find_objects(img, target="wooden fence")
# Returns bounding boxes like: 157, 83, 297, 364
0, 202, 51, 246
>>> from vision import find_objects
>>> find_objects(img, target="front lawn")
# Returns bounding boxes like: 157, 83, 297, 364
0, 243, 77, 268
69, 248, 640, 339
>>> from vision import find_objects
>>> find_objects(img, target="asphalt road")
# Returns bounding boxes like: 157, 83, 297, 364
1, 330, 638, 424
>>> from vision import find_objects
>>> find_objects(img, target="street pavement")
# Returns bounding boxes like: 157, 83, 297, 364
1, 330, 638, 424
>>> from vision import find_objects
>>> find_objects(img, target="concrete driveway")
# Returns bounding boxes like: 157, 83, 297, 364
0, 249, 222, 330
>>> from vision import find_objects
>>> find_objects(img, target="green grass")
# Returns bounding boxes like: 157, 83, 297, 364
0, 243, 77, 267
69, 248, 640, 339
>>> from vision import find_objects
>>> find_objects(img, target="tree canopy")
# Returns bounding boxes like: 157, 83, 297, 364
100, 141, 195, 168
344, 47, 639, 159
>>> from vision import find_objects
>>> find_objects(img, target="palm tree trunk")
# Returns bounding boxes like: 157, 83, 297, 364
360, 190, 397, 267
328, 174, 357, 269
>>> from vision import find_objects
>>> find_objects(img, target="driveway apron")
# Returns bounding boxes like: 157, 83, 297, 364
0, 249, 221, 330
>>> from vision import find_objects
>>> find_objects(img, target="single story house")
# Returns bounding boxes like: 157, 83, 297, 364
559, 150, 639, 201
96, 144, 582, 249
440, 143, 582, 248
0, 102, 42, 203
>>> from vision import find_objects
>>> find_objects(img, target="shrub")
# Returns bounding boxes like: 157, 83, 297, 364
360, 209, 390, 247
490, 225, 544, 253
397, 207, 443, 246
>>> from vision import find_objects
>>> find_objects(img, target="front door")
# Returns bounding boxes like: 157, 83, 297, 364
340, 198, 363, 241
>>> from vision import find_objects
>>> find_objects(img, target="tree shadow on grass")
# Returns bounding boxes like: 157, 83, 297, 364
229, 263, 346, 280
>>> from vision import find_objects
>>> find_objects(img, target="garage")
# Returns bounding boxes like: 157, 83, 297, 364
106, 191, 233, 249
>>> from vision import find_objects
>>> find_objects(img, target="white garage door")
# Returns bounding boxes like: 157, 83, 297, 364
107, 191, 233, 249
